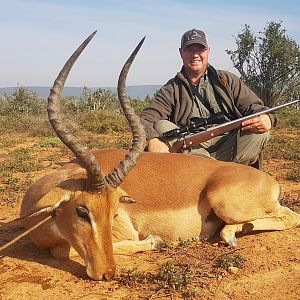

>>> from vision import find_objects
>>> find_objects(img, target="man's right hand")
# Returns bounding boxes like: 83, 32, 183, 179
148, 138, 170, 153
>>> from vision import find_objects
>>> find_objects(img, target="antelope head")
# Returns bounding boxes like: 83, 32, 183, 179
46, 31, 147, 280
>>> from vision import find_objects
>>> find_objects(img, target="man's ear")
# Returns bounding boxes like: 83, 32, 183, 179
179, 47, 184, 58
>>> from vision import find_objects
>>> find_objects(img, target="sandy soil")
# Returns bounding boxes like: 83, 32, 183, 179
0, 134, 299, 300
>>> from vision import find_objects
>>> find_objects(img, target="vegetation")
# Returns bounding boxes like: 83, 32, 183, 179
117, 249, 209, 298
264, 110, 300, 183
0, 87, 299, 193
226, 21, 300, 106
0, 86, 151, 136
0, 86, 151, 206
0, 86, 299, 299
62, 87, 122, 113
0, 22, 299, 297
0, 86, 46, 115
215, 254, 245, 270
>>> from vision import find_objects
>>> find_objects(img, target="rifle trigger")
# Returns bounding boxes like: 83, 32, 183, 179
182, 136, 187, 152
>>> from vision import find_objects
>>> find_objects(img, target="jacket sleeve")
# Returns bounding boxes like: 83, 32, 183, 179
139, 84, 175, 140
223, 71, 277, 127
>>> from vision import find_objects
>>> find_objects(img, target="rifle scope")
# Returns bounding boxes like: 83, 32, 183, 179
161, 112, 225, 140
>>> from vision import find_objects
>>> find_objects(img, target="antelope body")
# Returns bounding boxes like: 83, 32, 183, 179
19, 32, 300, 281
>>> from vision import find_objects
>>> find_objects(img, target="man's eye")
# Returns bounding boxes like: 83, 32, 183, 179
76, 206, 90, 223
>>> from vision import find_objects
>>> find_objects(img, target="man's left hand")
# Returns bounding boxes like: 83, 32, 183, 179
241, 114, 272, 133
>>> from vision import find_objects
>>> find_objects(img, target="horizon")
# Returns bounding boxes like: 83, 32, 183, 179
0, 85, 162, 99
1, 0, 299, 88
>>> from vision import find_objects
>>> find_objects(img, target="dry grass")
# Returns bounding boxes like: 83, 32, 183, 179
0, 109, 299, 299
0, 109, 299, 208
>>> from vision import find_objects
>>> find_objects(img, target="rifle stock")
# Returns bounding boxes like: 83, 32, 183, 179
169, 99, 299, 153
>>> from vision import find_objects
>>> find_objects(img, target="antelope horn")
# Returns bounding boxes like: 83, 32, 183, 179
47, 31, 106, 191
106, 37, 147, 187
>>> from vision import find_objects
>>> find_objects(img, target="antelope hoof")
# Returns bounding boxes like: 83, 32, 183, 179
148, 235, 165, 250
220, 230, 237, 248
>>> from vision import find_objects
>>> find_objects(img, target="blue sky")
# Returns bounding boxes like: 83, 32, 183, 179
1, 0, 299, 87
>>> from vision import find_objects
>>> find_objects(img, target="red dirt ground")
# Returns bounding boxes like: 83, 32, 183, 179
0, 134, 299, 299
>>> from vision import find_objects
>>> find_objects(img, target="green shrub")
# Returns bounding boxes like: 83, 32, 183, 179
0, 87, 46, 116
275, 108, 300, 129
62, 87, 122, 113
0, 114, 54, 136
131, 98, 152, 113
0, 147, 41, 173
36, 137, 63, 148
75, 110, 129, 134
215, 254, 245, 269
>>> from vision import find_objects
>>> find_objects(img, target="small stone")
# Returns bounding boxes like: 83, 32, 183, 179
228, 266, 239, 274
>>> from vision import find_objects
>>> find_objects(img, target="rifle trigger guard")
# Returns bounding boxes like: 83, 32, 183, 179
181, 136, 187, 153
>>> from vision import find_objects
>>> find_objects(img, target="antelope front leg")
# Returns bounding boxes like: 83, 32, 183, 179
50, 243, 80, 259
200, 211, 224, 240
113, 235, 165, 255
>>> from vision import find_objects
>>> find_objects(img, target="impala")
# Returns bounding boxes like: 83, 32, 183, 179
18, 31, 300, 281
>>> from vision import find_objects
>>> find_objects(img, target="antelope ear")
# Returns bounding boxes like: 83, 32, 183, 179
119, 196, 136, 204
21, 194, 71, 220
20, 205, 57, 220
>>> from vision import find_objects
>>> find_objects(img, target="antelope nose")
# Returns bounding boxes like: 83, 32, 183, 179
102, 268, 115, 281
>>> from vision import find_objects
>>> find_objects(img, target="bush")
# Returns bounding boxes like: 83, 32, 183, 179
0, 87, 46, 116
75, 110, 129, 134
131, 98, 152, 113
275, 108, 300, 129
0, 114, 54, 137
62, 87, 122, 114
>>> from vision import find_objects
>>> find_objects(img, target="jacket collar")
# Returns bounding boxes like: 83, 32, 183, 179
176, 64, 228, 88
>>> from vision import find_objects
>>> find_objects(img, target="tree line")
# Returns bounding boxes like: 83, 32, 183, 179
0, 86, 151, 116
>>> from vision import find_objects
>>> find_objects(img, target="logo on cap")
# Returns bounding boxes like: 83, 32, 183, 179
187, 29, 202, 41
181, 29, 208, 49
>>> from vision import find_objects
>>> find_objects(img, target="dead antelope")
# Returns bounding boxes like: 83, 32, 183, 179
18, 32, 300, 281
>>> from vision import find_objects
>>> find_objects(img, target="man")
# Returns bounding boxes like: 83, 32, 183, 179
140, 29, 276, 169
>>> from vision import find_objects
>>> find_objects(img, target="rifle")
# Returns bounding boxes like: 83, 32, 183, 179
160, 99, 300, 153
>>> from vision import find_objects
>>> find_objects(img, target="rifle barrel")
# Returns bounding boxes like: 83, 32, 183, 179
169, 99, 299, 153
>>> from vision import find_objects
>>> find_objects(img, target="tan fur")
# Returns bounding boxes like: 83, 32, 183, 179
21, 149, 300, 280
19, 32, 299, 281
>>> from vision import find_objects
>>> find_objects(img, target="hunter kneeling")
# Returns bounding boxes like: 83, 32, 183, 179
140, 28, 277, 169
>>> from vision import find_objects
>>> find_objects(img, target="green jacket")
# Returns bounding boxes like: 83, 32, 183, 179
140, 65, 277, 140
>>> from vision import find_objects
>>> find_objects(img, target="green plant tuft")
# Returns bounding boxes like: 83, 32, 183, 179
215, 254, 245, 270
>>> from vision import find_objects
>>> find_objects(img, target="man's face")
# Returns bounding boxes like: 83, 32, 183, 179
179, 43, 210, 75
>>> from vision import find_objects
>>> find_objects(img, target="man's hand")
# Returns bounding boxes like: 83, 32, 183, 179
241, 114, 271, 133
148, 138, 170, 153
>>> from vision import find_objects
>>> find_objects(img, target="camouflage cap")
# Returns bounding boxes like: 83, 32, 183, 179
181, 29, 208, 49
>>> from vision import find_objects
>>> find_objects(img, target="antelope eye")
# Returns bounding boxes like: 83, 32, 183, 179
76, 206, 90, 223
